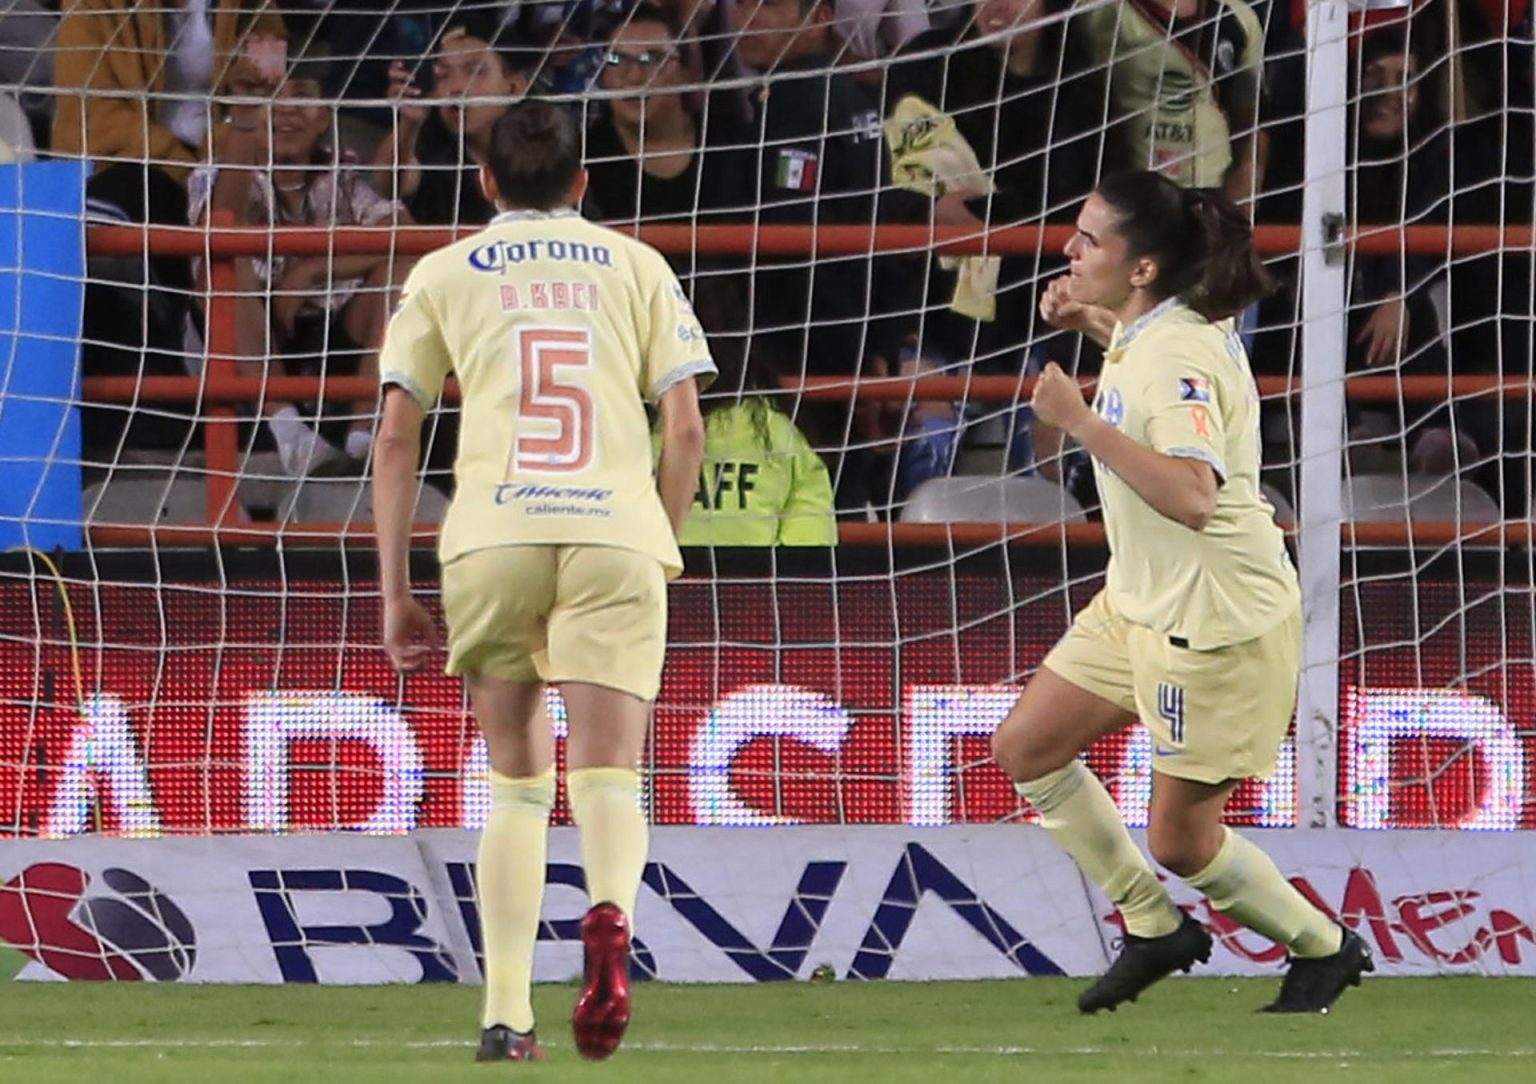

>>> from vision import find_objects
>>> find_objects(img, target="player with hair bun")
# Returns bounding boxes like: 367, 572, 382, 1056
992, 170, 1373, 1015
373, 99, 713, 1061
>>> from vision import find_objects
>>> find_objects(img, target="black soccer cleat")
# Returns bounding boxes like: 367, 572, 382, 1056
1078, 914, 1213, 1014
475, 1024, 544, 1062
1261, 927, 1374, 1014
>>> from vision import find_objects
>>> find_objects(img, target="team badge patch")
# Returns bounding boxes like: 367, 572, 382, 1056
1102, 387, 1125, 428
775, 149, 820, 192
1179, 376, 1212, 402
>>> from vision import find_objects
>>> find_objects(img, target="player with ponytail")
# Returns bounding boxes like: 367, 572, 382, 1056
993, 171, 1372, 1015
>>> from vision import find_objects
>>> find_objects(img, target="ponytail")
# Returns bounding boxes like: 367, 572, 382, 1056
1095, 171, 1276, 323
1179, 187, 1276, 322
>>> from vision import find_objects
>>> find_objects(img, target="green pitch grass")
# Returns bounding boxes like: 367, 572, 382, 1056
0, 947, 26, 982
0, 978, 1529, 1083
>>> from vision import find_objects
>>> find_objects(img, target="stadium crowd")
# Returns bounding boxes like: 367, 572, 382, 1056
2, 0, 1532, 533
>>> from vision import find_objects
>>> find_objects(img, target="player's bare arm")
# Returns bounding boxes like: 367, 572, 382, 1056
373, 385, 441, 670
1031, 362, 1218, 531
655, 378, 708, 536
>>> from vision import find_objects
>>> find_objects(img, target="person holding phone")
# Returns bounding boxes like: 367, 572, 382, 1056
371, 12, 535, 228
191, 45, 412, 477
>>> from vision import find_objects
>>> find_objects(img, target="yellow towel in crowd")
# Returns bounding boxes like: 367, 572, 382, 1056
884, 95, 1002, 322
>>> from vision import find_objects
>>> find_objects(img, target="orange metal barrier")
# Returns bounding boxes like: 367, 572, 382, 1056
78, 373, 1536, 404
87, 222, 1536, 259
80, 219, 1527, 549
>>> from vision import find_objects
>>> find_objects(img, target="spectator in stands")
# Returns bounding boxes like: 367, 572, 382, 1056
831, 0, 929, 69
729, 0, 911, 513
876, 0, 1103, 498
511, 0, 630, 94
56, 0, 286, 459
1071, 0, 1268, 204
583, 3, 754, 235
1344, 28, 1495, 477
193, 47, 410, 477
728, 0, 893, 372
53, 0, 285, 182
882, 0, 1102, 362
659, 277, 837, 545
371, 14, 532, 227
650, 0, 754, 114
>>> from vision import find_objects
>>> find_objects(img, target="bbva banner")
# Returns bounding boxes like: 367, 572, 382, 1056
2, 828, 1534, 983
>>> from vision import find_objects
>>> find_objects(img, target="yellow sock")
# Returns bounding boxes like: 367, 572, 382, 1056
1015, 762, 1183, 938
1183, 827, 1344, 958
478, 768, 555, 1032
567, 767, 648, 923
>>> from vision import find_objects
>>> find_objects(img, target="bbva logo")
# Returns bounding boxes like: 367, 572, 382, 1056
0, 863, 197, 981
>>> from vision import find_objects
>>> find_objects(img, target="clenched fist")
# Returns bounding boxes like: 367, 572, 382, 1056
1039, 275, 1115, 347
1039, 275, 1089, 331
1030, 361, 1093, 434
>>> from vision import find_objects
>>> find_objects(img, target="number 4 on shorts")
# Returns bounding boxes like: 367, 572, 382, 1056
1157, 682, 1185, 745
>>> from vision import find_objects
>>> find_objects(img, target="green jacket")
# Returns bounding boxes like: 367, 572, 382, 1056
655, 401, 836, 546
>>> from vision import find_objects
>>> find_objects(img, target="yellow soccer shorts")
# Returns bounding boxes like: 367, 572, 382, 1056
440, 544, 668, 702
1042, 588, 1302, 784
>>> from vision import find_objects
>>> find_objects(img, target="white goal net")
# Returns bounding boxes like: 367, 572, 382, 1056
0, 0, 1532, 983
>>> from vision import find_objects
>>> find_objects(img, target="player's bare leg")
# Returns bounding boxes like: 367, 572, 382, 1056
1150, 773, 1373, 1013
467, 674, 553, 1062
563, 681, 650, 1060
994, 668, 1203, 1012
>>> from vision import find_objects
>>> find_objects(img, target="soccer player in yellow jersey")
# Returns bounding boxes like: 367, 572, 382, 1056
992, 171, 1372, 1015
372, 101, 712, 1061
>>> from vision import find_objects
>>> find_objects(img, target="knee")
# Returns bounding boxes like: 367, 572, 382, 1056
991, 716, 1067, 784
1148, 820, 1222, 879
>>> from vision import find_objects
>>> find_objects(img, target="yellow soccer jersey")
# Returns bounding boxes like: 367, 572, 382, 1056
379, 208, 717, 577
1089, 298, 1299, 648
1075, 0, 1265, 188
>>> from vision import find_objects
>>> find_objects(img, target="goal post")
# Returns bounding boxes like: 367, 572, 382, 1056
1296, 0, 1351, 831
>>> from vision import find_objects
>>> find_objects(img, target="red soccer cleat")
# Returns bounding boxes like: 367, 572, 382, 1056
571, 902, 632, 1060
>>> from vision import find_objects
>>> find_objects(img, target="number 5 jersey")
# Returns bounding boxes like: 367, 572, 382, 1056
380, 207, 718, 577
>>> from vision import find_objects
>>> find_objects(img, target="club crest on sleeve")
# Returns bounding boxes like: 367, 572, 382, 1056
1179, 376, 1212, 402
1099, 387, 1125, 428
